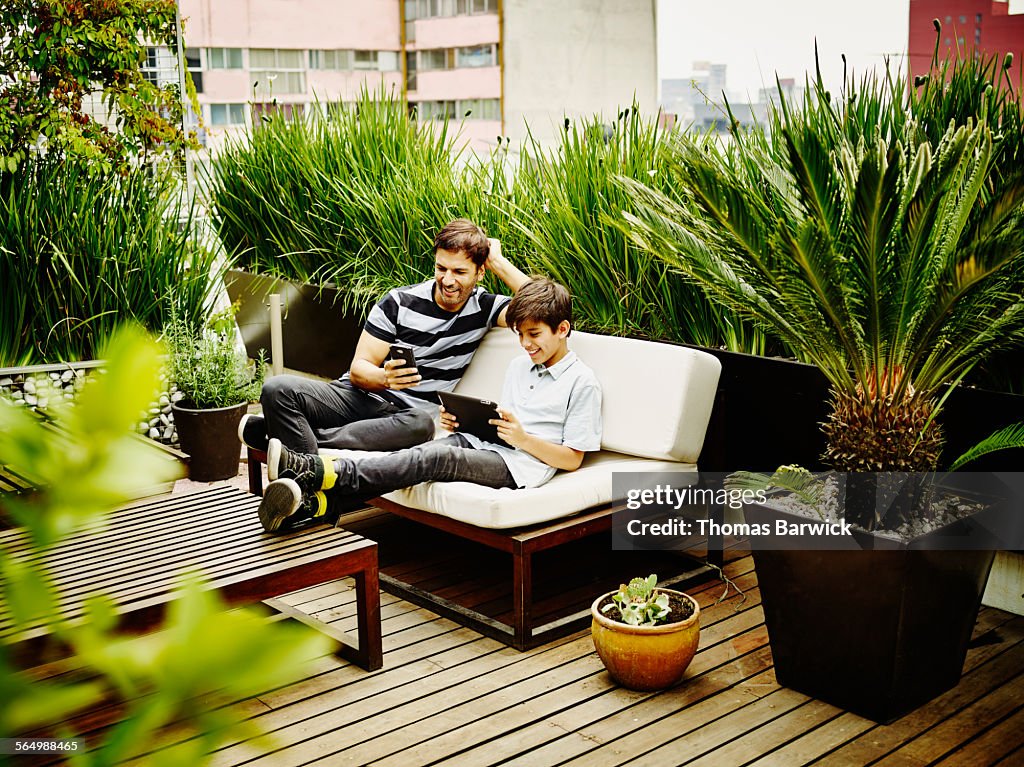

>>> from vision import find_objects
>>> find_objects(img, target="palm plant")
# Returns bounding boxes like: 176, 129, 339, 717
508, 108, 764, 352
621, 64, 1024, 483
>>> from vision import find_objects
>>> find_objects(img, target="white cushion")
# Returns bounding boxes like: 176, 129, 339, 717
381, 452, 697, 528
454, 328, 721, 462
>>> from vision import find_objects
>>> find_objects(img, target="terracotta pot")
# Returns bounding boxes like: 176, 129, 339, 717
590, 589, 701, 691
171, 401, 247, 482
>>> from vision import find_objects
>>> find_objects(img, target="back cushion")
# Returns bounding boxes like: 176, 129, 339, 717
454, 328, 721, 463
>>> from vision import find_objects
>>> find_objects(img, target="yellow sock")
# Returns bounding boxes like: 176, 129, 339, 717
321, 456, 337, 490
312, 491, 328, 518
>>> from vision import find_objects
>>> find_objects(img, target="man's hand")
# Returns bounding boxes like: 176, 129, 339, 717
439, 405, 458, 432
486, 238, 531, 327
383, 358, 421, 390
485, 237, 506, 271
491, 408, 527, 447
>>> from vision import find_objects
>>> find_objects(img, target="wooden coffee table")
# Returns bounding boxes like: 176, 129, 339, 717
0, 485, 382, 671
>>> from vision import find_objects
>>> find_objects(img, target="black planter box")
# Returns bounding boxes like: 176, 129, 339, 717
225, 270, 363, 380
745, 498, 1000, 723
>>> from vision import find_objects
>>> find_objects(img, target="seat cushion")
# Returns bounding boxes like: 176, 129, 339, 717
318, 448, 696, 529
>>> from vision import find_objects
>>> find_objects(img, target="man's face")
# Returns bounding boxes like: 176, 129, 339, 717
434, 248, 484, 312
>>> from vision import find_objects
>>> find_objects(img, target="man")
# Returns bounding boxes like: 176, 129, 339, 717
239, 218, 529, 455
255, 277, 603, 533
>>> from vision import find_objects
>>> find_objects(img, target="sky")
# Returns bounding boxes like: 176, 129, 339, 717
657, 0, 1024, 101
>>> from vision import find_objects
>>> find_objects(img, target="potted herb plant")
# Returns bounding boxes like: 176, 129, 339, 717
166, 306, 264, 482
590, 574, 700, 691
621, 40, 1024, 721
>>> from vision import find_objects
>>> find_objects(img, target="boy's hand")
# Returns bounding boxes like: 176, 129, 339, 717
439, 405, 458, 432
491, 408, 527, 447
383, 358, 420, 390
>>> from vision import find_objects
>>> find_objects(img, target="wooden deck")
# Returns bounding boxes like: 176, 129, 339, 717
25, 548, 1024, 766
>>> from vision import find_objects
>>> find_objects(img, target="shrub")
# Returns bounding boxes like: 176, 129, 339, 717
0, 159, 219, 365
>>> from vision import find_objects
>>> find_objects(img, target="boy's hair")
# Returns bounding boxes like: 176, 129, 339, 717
434, 218, 490, 267
506, 277, 573, 334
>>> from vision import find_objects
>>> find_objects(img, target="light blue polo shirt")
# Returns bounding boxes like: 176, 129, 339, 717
461, 350, 603, 488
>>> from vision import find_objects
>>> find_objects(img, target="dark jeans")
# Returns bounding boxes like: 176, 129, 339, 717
261, 375, 434, 454
329, 434, 517, 502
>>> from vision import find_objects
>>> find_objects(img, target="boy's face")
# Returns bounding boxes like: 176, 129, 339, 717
516, 318, 570, 368
434, 248, 484, 312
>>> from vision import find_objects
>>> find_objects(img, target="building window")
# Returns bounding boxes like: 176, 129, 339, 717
251, 70, 305, 96
458, 98, 500, 120
353, 50, 379, 70
415, 100, 455, 120
418, 0, 495, 18
209, 103, 247, 126
420, 45, 496, 70
975, 28, 981, 44
959, 15, 967, 24
456, 44, 496, 68
184, 47, 203, 93
251, 48, 305, 97
414, 98, 499, 121
309, 49, 353, 70
405, 0, 417, 42
378, 51, 399, 71
207, 47, 243, 69
250, 48, 304, 69
420, 48, 455, 70
141, 46, 176, 86
976, 13, 982, 23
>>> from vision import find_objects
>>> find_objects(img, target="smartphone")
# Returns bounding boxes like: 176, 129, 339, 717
388, 344, 417, 369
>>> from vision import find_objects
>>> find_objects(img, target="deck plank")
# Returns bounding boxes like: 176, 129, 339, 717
933, 704, 1024, 766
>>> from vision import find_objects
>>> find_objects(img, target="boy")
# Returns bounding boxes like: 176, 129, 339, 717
256, 277, 603, 533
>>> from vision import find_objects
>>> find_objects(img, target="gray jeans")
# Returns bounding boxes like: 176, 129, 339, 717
329, 433, 517, 502
261, 375, 434, 454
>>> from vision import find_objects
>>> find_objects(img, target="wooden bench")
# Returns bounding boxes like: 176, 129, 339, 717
0, 485, 382, 671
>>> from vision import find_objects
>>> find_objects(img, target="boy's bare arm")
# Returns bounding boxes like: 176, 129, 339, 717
491, 409, 585, 471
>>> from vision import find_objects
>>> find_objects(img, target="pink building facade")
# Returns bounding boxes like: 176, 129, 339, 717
177, 0, 656, 152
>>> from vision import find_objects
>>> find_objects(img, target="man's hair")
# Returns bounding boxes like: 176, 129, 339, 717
505, 277, 573, 334
434, 218, 490, 267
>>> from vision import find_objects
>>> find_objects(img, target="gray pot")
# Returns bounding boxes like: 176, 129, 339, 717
171, 401, 247, 482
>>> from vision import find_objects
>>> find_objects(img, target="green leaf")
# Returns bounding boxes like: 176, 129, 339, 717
1, 555, 59, 632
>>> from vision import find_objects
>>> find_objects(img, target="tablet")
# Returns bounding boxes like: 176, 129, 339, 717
438, 391, 502, 444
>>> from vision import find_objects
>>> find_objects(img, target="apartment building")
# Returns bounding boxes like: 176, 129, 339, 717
176, 0, 657, 151
908, 0, 1024, 91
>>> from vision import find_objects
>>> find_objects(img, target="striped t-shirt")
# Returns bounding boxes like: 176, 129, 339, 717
347, 280, 510, 408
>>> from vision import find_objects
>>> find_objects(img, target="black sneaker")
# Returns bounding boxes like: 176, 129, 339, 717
238, 413, 269, 453
258, 478, 330, 533
267, 437, 324, 484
